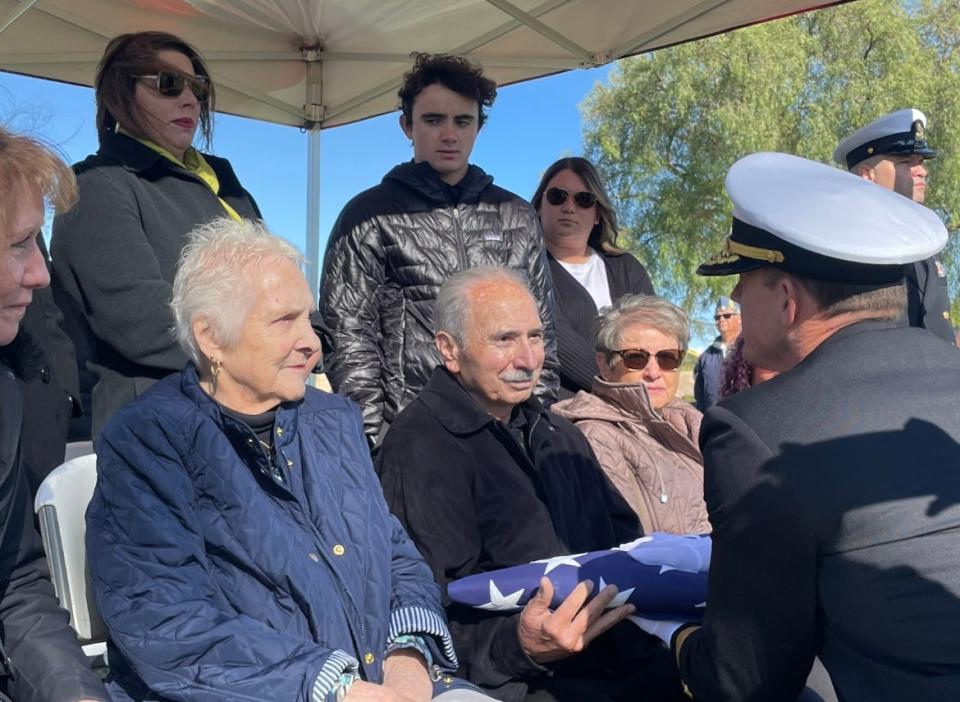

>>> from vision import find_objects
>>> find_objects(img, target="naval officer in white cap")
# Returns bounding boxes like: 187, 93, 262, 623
633, 153, 960, 701
834, 108, 954, 345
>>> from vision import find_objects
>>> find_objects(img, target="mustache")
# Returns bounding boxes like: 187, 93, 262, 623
500, 369, 537, 383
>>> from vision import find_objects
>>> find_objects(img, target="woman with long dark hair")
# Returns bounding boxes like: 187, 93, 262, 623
533, 157, 654, 397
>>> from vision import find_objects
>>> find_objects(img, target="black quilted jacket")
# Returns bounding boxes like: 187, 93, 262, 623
319, 161, 559, 445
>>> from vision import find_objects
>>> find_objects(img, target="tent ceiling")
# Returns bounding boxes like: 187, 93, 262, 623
0, 0, 850, 130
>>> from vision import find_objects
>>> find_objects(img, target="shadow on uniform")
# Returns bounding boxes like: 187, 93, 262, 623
733, 418, 960, 700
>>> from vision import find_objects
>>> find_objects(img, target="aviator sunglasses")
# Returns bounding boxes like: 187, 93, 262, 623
545, 186, 598, 209
611, 348, 684, 372
136, 71, 210, 102
714, 313, 737, 321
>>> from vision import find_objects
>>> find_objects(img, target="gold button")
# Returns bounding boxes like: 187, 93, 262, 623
443, 676, 454, 685
364, 652, 374, 665
332, 544, 345, 556
276, 427, 284, 436
286, 459, 294, 467
308, 552, 319, 562
944, 311, 951, 320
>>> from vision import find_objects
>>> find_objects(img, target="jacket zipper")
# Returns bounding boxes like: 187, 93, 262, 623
451, 206, 468, 270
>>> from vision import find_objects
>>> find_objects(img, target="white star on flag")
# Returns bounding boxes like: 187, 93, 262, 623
598, 577, 635, 608
532, 553, 585, 574
477, 580, 525, 611
613, 536, 653, 551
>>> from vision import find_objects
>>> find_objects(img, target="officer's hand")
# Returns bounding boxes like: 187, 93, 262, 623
517, 576, 634, 663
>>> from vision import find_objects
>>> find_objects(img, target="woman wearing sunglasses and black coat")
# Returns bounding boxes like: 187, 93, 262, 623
553, 294, 710, 536
51, 31, 261, 437
533, 157, 654, 398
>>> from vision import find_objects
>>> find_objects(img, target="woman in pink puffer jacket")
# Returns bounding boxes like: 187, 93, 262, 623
552, 294, 711, 535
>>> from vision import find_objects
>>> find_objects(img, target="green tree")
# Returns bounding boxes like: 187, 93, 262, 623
582, 0, 960, 337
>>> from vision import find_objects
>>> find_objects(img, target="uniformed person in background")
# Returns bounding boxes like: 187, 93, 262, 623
833, 108, 954, 345
633, 153, 960, 701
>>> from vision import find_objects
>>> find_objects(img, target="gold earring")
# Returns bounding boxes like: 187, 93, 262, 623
211, 357, 222, 378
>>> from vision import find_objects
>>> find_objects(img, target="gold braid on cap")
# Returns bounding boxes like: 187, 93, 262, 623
700, 236, 785, 267
728, 238, 785, 263
701, 237, 741, 266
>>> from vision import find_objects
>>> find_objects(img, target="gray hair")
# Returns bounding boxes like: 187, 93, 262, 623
434, 267, 532, 347
170, 217, 304, 366
595, 294, 690, 365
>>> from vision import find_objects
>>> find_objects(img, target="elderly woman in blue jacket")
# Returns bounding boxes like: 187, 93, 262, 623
87, 218, 485, 702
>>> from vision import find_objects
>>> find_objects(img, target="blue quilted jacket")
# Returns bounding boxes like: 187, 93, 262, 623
87, 365, 455, 701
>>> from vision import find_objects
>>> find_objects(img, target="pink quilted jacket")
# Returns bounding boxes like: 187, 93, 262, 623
552, 378, 711, 535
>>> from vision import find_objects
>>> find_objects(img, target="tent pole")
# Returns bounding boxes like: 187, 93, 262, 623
0, 0, 38, 35
306, 126, 322, 298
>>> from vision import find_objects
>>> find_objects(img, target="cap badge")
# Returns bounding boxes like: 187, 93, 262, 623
913, 119, 925, 140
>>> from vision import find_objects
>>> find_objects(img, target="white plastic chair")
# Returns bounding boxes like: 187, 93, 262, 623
63, 440, 94, 463
33, 454, 107, 660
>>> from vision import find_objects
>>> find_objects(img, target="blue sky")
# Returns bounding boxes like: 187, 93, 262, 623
0, 65, 719, 350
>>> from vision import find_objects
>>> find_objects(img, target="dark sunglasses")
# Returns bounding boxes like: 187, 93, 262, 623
545, 186, 597, 209
136, 71, 210, 102
611, 348, 684, 372
714, 313, 738, 321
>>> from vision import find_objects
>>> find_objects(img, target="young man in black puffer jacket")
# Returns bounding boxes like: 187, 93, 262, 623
319, 53, 558, 448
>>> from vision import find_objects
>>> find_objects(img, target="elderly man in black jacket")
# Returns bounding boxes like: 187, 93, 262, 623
0, 127, 108, 701
377, 267, 681, 702
320, 54, 558, 448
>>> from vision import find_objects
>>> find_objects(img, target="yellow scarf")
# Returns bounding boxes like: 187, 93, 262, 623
121, 129, 242, 222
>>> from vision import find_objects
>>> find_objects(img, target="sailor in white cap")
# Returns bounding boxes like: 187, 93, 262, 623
834, 108, 954, 345
633, 153, 960, 701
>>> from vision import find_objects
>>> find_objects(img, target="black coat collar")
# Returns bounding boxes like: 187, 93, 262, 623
97, 131, 174, 173
417, 366, 549, 436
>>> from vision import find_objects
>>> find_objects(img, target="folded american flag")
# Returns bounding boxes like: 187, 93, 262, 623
448, 533, 710, 621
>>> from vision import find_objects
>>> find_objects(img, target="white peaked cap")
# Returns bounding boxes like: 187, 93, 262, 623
833, 108, 935, 169
697, 153, 947, 283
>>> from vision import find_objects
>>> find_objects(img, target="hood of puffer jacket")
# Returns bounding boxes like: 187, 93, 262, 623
553, 377, 702, 449
382, 160, 494, 206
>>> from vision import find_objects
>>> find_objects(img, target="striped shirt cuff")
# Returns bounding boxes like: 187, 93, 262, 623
389, 606, 458, 670
312, 650, 359, 702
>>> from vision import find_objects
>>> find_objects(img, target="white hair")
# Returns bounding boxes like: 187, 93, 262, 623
595, 294, 690, 366
434, 267, 531, 347
170, 217, 304, 366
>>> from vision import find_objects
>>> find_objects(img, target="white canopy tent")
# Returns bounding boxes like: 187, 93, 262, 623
0, 0, 850, 291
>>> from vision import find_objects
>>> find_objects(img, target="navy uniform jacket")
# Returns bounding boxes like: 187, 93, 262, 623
675, 321, 960, 701
906, 256, 954, 345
